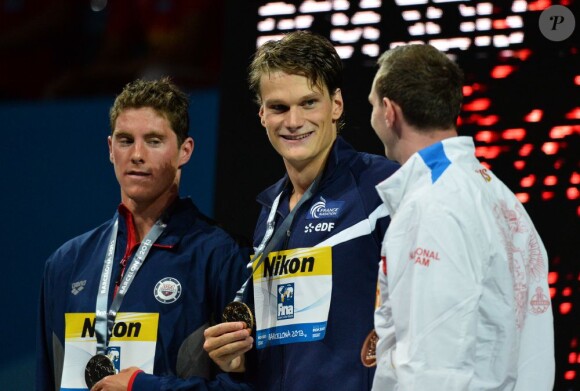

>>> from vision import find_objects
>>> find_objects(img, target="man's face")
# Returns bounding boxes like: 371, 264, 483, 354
369, 76, 395, 161
258, 72, 343, 173
108, 107, 192, 208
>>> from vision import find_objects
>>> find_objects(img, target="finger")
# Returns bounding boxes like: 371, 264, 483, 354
209, 338, 254, 369
204, 322, 246, 338
204, 327, 251, 351
208, 336, 254, 360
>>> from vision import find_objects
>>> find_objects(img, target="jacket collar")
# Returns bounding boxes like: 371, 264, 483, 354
115, 197, 200, 248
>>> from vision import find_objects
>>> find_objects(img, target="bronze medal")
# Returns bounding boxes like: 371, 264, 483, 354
85, 354, 116, 389
361, 329, 379, 367
222, 301, 254, 330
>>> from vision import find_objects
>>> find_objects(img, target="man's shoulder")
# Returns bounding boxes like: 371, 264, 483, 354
45, 219, 114, 267
347, 151, 400, 185
173, 199, 252, 250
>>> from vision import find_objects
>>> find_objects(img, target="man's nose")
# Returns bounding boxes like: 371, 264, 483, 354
131, 141, 145, 163
284, 106, 305, 130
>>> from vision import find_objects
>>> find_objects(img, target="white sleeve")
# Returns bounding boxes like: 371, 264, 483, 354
372, 256, 397, 391
385, 203, 484, 390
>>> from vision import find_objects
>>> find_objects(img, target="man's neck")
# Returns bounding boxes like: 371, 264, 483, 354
122, 194, 177, 242
399, 127, 458, 164
285, 157, 328, 211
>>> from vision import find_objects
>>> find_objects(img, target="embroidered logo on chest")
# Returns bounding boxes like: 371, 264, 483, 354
307, 196, 345, 219
154, 277, 182, 304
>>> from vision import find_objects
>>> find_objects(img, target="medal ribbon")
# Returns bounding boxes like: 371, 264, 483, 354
95, 217, 167, 354
233, 173, 322, 302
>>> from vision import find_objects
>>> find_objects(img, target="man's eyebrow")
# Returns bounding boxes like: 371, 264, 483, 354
264, 92, 322, 105
112, 130, 166, 138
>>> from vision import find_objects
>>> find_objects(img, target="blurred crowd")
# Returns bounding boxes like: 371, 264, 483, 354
0, 0, 224, 100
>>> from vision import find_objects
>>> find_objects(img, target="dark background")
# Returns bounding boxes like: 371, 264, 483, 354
0, 0, 577, 389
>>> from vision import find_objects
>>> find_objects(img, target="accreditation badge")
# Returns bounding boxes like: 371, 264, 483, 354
253, 246, 332, 349
60, 312, 159, 390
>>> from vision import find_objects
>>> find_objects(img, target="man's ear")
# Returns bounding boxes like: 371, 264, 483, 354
383, 97, 394, 128
259, 105, 266, 127
108, 135, 114, 163
178, 137, 194, 167
331, 88, 344, 120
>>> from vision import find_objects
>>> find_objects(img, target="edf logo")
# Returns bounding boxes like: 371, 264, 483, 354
277, 283, 294, 320
539, 5, 575, 41
304, 222, 335, 233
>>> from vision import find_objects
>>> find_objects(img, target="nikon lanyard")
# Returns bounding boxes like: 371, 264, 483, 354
94, 218, 167, 354
233, 174, 322, 302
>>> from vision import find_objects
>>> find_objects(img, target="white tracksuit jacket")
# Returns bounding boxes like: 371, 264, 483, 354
372, 137, 555, 391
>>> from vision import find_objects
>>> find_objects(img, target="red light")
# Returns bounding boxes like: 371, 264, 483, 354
577, 205, 580, 217
514, 160, 525, 170
565, 107, 580, 119
560, 302, 572, 314
550, 125, 580, 138
548, 271, 558, 284
519, 143, 533, 157
528, 0, 552, 11
541, 142, 559, 155
515, 49, 532, 61
477, 115, 499, 126
520, 174, 536, 188
475, 131, 498, 143
549, 287, 556, 298
564, 370, 576, 380
571, 352, 578, 364
567, 187, 579, 200
515, 193, 529, 203
475, 146, 503, 159
493, 19, 508, 29
572, 338, 578, 348
554, 159, 564, 169
544, 175, 557, 186
463, 98, 491, 111
502, 128, 526, 141
491, 65, 515, 79
562, 287, 572, 297
463, 85, 473, 96
541, 192, 555, 200
471, 83, 484, 92
480, 161, 491, 170
571, 172, 580, 185
524, 109, 543, 122
575, 75, 580, 85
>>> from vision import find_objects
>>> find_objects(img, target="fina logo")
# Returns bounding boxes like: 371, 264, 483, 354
154, 277, 182, 304
277, 283, 294, 320
307, 196, 344, 220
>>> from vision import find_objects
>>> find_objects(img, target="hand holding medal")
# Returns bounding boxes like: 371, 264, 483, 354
85, 354, 116, 389
222, 301, 255, 330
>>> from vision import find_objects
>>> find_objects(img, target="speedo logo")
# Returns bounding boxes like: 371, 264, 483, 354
81, 317, 141, 339
263, 254, 315, 278
307, 196, 344, 219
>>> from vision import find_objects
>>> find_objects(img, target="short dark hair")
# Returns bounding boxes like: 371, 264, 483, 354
248, 30, 344, 129
375, 44, 464, 131
109, 77, 190, 145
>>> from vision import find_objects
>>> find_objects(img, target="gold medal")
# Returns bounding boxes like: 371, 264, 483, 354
222, 301, 254, 330
361, 329, 378, 367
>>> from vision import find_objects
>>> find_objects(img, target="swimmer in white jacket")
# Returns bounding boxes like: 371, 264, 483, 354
367, 43, 555, 390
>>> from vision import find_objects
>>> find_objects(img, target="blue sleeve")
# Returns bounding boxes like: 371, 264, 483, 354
210, 236, 252, 325
36, 258, 57, 391
133, 372, 254, 391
